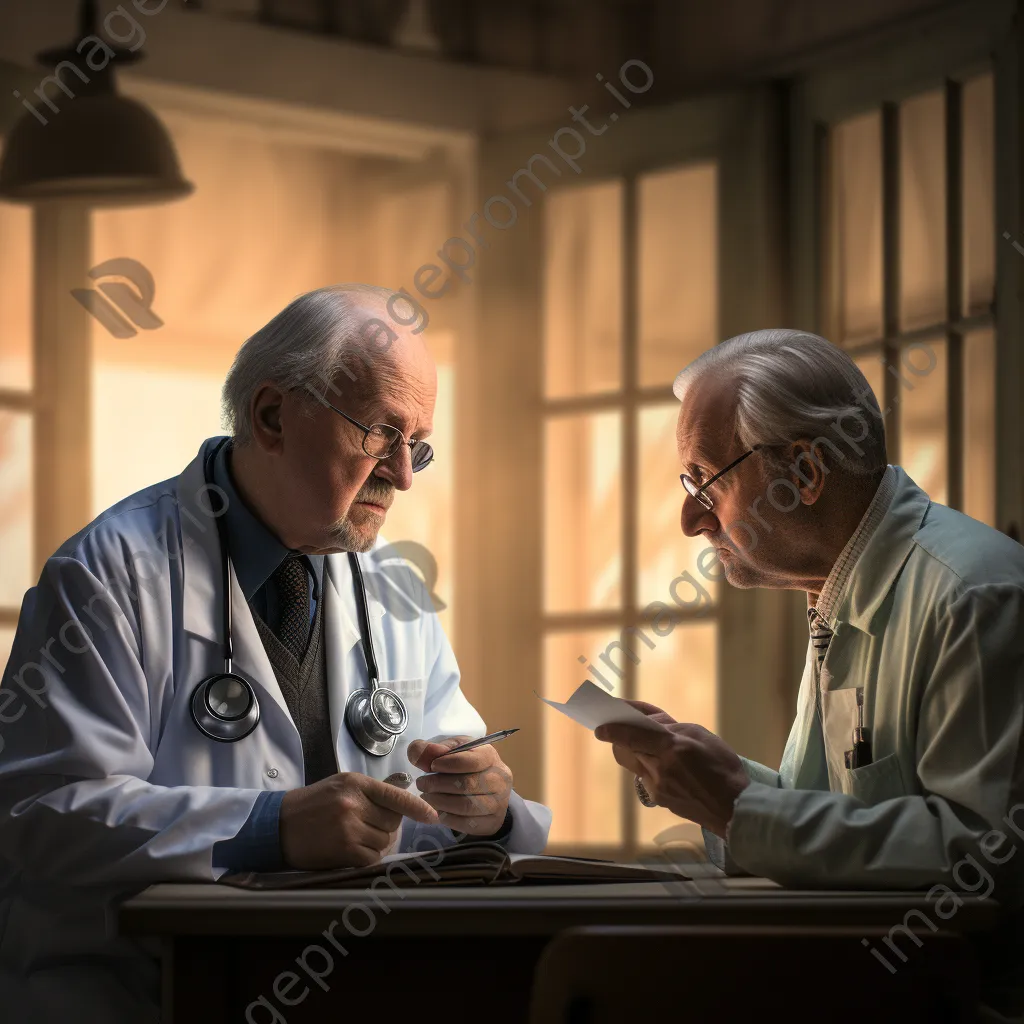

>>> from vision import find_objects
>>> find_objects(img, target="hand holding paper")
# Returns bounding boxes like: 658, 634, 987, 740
536, 681, 672, 733
539, 682, 749, 838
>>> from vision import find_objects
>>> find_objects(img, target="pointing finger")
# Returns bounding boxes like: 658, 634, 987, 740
365, 778, 440, 825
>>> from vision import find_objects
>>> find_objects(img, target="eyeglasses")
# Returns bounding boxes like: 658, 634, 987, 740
680, 444, 766, 511
311, 391, 434, 472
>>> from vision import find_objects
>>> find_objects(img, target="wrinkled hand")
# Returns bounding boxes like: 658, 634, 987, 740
407, 735, 513, 836
280, 771, 440, 869
603, 700, 678, 774
595, 700, 749, 838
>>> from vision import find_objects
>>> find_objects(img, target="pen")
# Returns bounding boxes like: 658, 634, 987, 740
847, 687, 873, 768
441, 728, 520, 756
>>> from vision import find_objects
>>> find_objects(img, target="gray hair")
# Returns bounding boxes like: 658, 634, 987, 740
672, 328, 887, 479
221, 283, 398, 446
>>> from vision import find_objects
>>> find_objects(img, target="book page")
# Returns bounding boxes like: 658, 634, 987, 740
506, 851, 690, 881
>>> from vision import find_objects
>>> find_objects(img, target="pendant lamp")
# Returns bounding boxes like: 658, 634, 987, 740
0, 0, 193, 205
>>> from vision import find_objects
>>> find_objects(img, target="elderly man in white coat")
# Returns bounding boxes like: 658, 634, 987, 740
0, 283, 551, 1024
595, 329, 1024, 1022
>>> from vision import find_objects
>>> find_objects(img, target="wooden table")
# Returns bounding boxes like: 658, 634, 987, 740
119, 871, 1002, 1023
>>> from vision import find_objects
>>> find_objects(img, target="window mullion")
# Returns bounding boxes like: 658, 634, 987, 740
945, 77, 965, 511
621, 173, 640, 857
0, 390, 33, 413
882, 101, 902, 463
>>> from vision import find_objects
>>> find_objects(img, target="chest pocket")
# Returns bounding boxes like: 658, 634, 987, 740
842, 753, 905, 803
386, 677, 425, 700
820, 687, 905, 803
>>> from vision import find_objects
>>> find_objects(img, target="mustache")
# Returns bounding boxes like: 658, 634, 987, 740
355, 479, 395, 507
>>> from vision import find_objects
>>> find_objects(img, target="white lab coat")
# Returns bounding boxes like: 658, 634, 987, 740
704, 467, 1024, 1021
0, 436, 551, 1024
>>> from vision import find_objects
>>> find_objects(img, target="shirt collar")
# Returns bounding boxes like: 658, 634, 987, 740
818, 465, 932, 634
813, 465, 898, 625
211, 436, 324, 601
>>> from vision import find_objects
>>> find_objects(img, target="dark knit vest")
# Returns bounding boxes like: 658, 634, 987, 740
251, 588, 338, 785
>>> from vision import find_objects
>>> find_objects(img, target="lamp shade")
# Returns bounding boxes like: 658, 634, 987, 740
0, 91, 193, 205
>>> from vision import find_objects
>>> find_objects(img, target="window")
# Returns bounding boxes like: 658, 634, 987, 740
541, 164, 720, 854
0, 166, 33, 672
824, 73, 996, 523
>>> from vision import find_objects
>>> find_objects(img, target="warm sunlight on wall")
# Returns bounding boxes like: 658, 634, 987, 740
92, 366, 226, 512
88, 106, 363, 507
0, 191, 33, 674
0, 198, 31, 392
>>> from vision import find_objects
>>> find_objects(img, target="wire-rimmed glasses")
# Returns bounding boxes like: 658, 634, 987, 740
309, 389, 434, 472
680, 444, 767, 511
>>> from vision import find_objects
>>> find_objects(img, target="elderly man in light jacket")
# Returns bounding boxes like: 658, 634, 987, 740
596, 328, 1024, 1022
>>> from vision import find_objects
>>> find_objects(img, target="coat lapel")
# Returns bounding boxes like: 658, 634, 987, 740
837, 466, 931, 636
175, 438, 293, 723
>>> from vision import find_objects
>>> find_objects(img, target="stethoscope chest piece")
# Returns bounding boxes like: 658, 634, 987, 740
344, 686, 408, 757
191, 673, 260, 742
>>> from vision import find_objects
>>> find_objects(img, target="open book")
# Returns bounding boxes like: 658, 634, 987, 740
219, 841, 694, 890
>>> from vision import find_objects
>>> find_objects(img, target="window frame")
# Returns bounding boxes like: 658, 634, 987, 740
789, 0, 1021, 533
540, 163, 721, 854
473, 87, 796, 860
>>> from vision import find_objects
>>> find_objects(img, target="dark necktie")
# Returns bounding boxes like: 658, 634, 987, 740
272, 554, 310, 662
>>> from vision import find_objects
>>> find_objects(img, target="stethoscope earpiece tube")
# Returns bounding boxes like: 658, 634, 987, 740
347, 552, 378, 687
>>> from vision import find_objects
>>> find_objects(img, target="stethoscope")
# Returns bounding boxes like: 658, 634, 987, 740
189, 438, 409, 757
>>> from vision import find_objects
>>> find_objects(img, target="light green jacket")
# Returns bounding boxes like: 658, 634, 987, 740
706, 467, 1024, 902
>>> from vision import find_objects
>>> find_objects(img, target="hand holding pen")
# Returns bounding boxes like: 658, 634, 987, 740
405, 729, 519, 837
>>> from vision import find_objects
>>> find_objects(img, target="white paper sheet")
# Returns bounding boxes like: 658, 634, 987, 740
536, 681, 669, 733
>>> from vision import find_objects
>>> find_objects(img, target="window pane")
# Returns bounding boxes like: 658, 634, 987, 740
0, 411, 32, 608
544, 629, 623, 845
963, 73, 994, 315
854, 350, 893, 460
93, 365, 224, 513
638, 163, 717, 387
0, 627, 14, 676
898, 339, 947, 504
831, 111, 883, 344
636, 621, 717, 846
637, 403, 718, 607
544, 412, 622, 613
543, 181, 623, 398
0, 194, 32, 392
900, 90, 946, 331
963, 328, 996, 526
